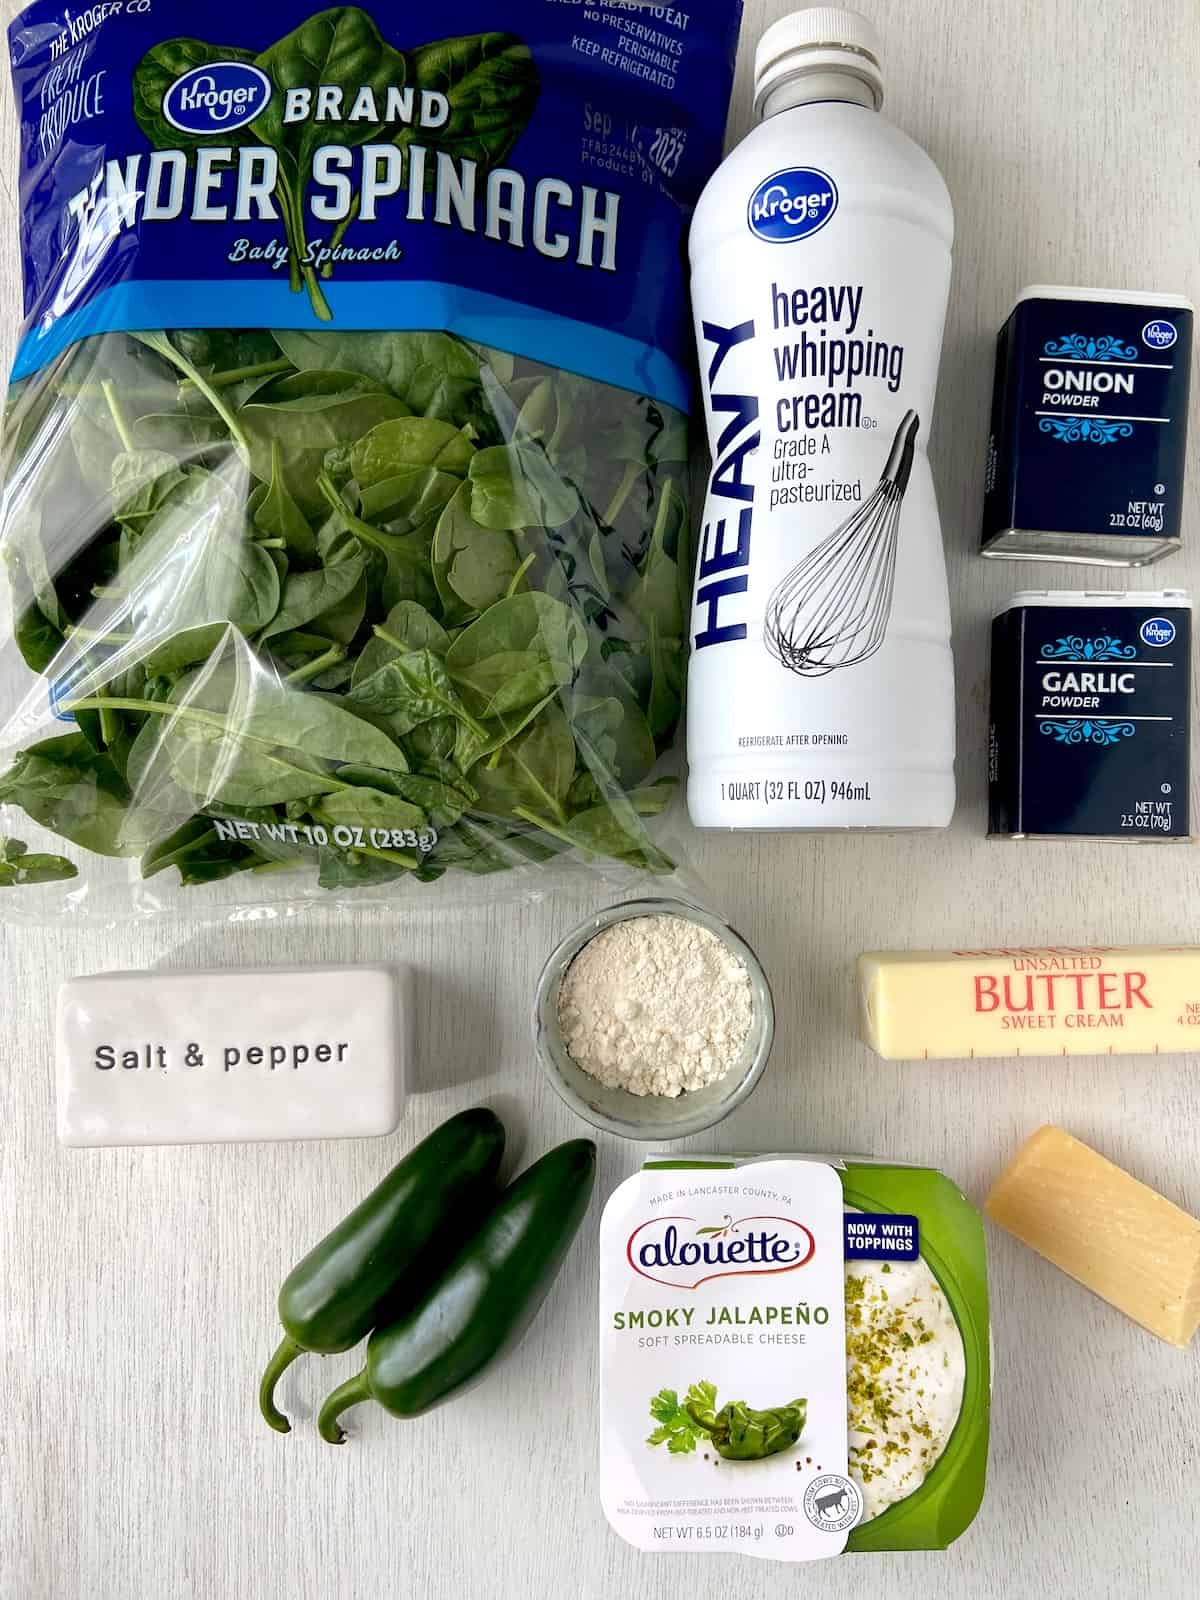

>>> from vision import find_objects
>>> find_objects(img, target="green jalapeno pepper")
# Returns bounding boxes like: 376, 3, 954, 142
317, 1138, 596, 1441
258, 1107, 506, 1433
686, 1397, 808, 1460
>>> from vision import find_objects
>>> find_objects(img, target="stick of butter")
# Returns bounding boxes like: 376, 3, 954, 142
858, 945, 1200, 1059
57, 965, 408, 1147
986, 1126, 1200, 1347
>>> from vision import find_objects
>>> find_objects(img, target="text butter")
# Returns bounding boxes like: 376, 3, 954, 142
57, 965, 407, 1146
858, 947, 1200, 1060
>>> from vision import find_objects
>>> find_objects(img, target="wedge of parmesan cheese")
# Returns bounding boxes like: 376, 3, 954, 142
985, 1125, 1200, 1347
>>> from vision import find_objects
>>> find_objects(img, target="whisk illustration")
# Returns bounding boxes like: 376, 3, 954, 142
764, 409, 919, 677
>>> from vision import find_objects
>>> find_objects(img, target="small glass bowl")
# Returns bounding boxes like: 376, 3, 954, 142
533, 897, 775, 1141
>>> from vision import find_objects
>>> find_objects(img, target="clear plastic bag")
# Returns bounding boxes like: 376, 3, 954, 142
0, 328, 691, 917
0, 0, 746, 919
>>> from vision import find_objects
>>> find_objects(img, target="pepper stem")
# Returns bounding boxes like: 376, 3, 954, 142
317, 1370, 372, 1444
258, 1335, 305, 1433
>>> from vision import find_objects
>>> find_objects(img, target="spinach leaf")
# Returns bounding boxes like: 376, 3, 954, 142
419, 814, 566, 877
567, 689, 656, 787
316, 470, 440, 612
432, 482, 521, 620
451, 688, 559, 770
0, 837, 78, 887
260, 552, 367, 644
140, 816, 263, 885
562, 786, 675, 871
249, 441, 317, 558
273, 329, 497, 430
0, 734, 141, 857
242, 379, 410, 514
250, 8, 406, 316
469, 444, 578, 530
316, 845, 415, 889
13, 603, 65, 675
401, 715, 459, 772
445, 592, 586, 718
469, 704, 575, 823
312, 783, 427, 835
348, 648, 488, 741
352, 602, 450, 684
628, 477, 685, 637
395, 32, 539, 184
352, 417, 476, 484
73, 668, 411, 810
118, 471, 282, 650
645, 617, 686, 741
333, 763, 474, 829
111, 449, 191, 540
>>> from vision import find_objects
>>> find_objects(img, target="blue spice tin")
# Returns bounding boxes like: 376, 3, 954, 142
989, 590, 1192, 840
980, 286, 1192, 565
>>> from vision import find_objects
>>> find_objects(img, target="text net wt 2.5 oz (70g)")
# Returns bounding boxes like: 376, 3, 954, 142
0, 2, 744, 920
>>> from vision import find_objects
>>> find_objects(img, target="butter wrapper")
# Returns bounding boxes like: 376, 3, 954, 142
859, 945, 1200, 1060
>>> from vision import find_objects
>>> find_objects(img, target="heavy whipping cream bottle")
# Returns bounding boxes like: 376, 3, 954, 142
687, 9, 955, 829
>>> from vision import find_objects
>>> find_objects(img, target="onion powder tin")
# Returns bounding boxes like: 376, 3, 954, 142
980, 286, 1193, 565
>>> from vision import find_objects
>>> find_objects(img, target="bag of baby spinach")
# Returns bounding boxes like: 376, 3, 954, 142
0, 1, 742, 918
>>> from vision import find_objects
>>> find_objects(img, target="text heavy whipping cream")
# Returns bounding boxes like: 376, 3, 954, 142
687, 8, 956, 830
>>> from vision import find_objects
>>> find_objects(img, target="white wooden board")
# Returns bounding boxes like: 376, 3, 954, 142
1, 3, 1197, 1596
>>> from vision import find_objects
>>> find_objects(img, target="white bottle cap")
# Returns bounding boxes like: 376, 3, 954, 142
754, 7, 885, 116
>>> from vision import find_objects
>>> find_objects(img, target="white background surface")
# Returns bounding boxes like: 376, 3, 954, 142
2, 1, 1198, 1596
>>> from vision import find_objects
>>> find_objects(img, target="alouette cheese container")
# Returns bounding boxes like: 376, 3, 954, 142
599, 1154, 989, 1561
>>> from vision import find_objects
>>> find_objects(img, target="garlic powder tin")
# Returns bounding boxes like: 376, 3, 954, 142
989, 590, 1192, 840
598, 1154, 990, 1559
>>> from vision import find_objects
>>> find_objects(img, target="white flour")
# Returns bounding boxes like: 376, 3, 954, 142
557, 915, 754, 1097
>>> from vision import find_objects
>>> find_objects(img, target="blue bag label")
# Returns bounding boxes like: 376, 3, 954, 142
7, 1, 744, 406
844, 1213, 919, 1262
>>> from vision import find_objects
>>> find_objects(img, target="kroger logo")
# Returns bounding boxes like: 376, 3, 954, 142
748, 167, 838, 243
163, 63, 273, 136
1141, 319, 1178, 351
1140, 616, 1176, 648
626, 1214, 815, 1290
